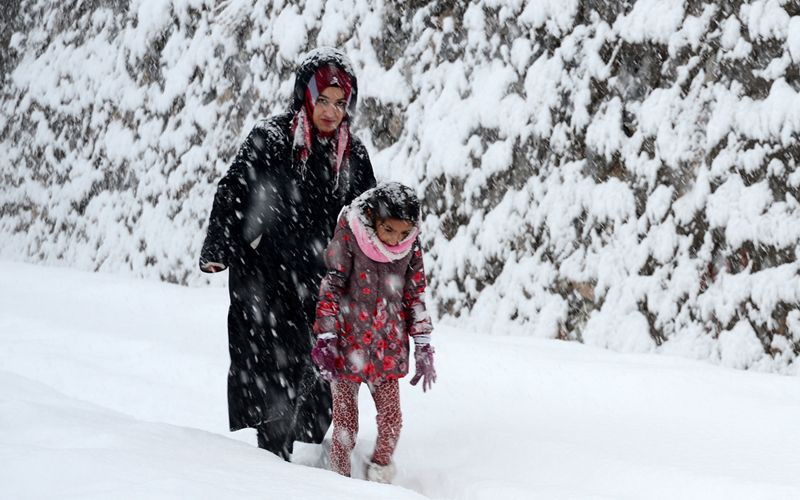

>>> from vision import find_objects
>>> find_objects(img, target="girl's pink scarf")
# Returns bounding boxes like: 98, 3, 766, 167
347, 208, 418, 263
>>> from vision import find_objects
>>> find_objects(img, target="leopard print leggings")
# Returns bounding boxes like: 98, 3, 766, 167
330, 378, 402, 476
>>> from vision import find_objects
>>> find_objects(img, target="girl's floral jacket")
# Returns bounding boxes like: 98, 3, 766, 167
313, 204, 432, 383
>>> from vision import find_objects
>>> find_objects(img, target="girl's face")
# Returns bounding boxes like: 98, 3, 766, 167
312, 86, 347, 133
375, 217, 414, 246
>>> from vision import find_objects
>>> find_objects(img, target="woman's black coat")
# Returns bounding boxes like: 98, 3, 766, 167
200, 104, 375, 444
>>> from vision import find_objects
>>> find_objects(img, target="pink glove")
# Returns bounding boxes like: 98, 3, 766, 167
311, 335, 338, 382
409, 344, 436, 392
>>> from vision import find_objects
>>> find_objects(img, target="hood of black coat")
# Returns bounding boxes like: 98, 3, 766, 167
290, 47, 359, 118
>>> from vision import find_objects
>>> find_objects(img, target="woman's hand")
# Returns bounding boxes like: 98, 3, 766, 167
200, 258, 226, 273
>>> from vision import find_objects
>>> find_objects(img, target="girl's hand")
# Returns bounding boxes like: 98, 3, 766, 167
311, 334, 338, 382
410, 344, 436, 392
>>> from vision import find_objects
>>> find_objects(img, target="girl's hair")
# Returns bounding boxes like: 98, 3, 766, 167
360, 182, 420, 225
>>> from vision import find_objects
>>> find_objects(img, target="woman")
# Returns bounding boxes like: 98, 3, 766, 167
199, 47, 376, 460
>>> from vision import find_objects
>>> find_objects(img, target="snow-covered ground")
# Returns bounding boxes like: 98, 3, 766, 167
1, 260, 799, 499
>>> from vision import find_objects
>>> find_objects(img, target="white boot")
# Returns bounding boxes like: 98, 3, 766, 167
366, 461, 396, 484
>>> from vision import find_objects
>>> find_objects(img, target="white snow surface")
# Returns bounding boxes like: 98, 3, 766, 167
2, 261, 799, 499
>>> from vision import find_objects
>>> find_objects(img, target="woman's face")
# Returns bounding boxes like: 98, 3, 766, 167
312, 86, 347, 133
375, 217, 414, 246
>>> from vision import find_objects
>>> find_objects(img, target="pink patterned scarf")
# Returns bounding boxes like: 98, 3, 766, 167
347, 207, 418, 263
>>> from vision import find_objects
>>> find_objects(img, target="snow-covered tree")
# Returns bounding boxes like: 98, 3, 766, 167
2, 0, 798, 372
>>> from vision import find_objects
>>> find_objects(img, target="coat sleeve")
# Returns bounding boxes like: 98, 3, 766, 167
402, 239, 433, 340
199, 124, 281, 272
199, 163, 247, 271
314, 216, 354, 335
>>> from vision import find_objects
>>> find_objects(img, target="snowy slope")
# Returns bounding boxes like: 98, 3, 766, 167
2, 261, 799, 499
1, 372, 420, 500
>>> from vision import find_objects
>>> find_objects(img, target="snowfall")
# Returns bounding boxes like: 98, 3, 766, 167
1, 260, 798, 500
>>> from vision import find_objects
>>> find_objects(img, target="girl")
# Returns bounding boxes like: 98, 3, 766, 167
311, 182, 436, 482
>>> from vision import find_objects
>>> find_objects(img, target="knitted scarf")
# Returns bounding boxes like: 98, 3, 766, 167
347, 206, 419, 263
